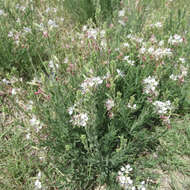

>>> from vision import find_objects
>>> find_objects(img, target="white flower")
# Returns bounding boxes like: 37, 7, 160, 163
118, 175, 126, 184
179, 57, 185, 63
34, 179, 42, 189
118, 20, 126, 26
80, 76, 103, 94
37, 171, 42, 178
11, 88, 17, 95
70, 113, 88, 127
152, 48, 172, 60
127, 103, 137, 110
123, 56, 129, 61
68, 105, 75, 115
180, 65, 188, 77
128, 60, 135, 66
120, 164, 133, 174
120, 166, 126, 172
148, 47, 154, 54
170, 74, 178, 81
150, 35, 157, 43
100, 30, 106, 38
30, 116, 40, 126
126, 177, 133, 185
123, 42, 130, 47
29, 116, 42, 132
48, 60, 54, 68
28, 77, 42, 85
158, 40, 164, 46
2, 78, 10, 84
138, 181, 146, 190
8, 31, 14, 38
139, 47, 146, 54
117, 164, 135, 189
82, 25, 87, 31
136, 38, 143, 43
127, 34, 132, 39
153, 100, 171, 114
87, 28, 98, 39
123, 56, 135, 65
168, 34, 183, 45
48, 60, 59, 72
48, 19, 58, 28
117, 69, 124, 77
118, 164, 147, 190
103, 72, 111, 80
150, 22, 162, 28
64, 57, 68, 64
154, 22, 162, 28
60, 17, 64, 22
118, 9, 125, 17
23, 27, 31, 33
26, 133, 31, 139
143, 76, 159, 95
105, 99, 114, 111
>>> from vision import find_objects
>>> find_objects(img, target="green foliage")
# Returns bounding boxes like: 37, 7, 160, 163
0, 1, 50, 79
35, 57, 164, 188
63, 0, 120, 24
1, 0, 190, 189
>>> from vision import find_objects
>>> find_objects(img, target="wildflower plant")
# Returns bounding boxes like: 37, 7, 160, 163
1, 0, 190, 189
29, 1, 190, 187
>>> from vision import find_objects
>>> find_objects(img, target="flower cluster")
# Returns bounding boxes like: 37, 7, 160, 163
143, 76, 159, 96
117, 69, 125, 77
70, 112, 89, 127
123, 56, 135, 66
117, 165, 146, 190
152, 47, 172, 60
105, 99, 114, 111
152, 100, 172, 115
48, 60, 59, 72
48, 19, 58, 28
86, 28, 98, 39
150, 22, 162, 28
68, 103, 89, 127
170, 64, 188, 82
127, 103, 137, 110
81, 26, 107, 49
82, 26, 105, 39
127, 34, 143, 44
139, 46, 173, 60
168, 34, 183, 45
118, 9, 126, 26
80, 76, 103, 94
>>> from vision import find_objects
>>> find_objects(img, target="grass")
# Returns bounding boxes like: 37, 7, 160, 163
0, 0, 190, 189
137, 116, 190, 189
